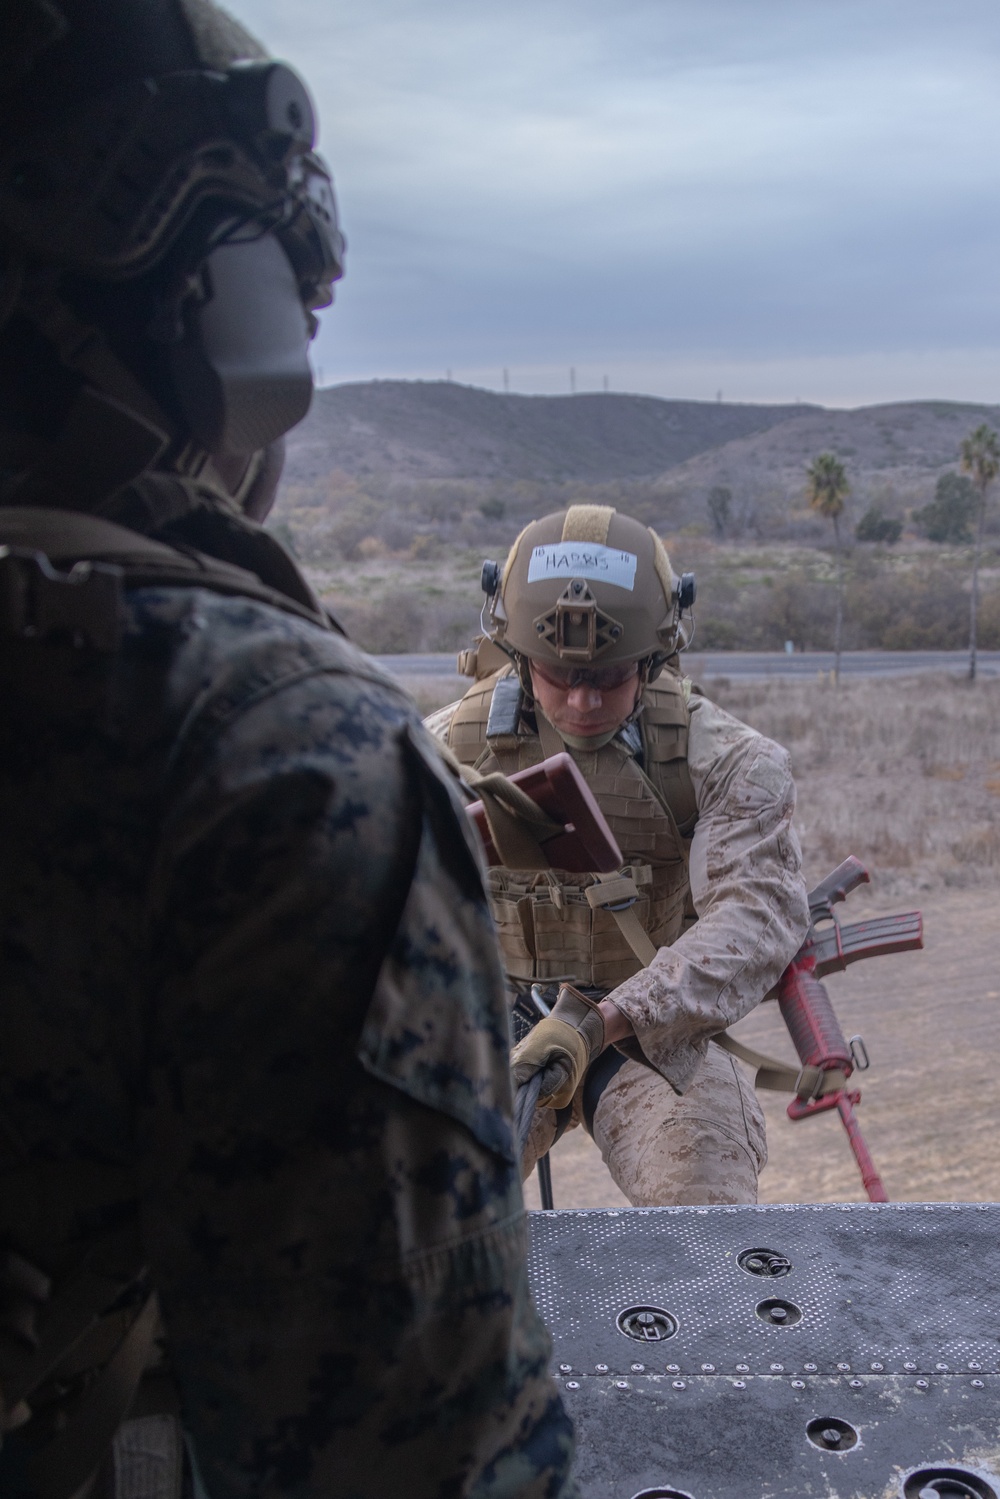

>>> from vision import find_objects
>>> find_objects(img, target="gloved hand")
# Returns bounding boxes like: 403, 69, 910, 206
510, 986, 606, 1108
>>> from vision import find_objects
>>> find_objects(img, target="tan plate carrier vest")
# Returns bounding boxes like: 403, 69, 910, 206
447, 665, 699, 991
448, 656, 853, 1104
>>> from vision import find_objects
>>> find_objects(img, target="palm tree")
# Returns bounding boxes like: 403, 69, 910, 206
959, 424, 1000, 682
806, 452, 851, 684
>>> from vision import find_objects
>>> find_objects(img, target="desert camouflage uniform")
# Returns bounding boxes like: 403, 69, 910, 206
431, 685, 809, 1206
0, 499, 575, 1498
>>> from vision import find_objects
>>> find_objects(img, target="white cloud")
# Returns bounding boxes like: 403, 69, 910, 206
236, 0, 1000, 402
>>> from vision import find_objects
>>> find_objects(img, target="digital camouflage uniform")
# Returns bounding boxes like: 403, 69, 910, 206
0, 493, 576, 1499
429, 674, 810, 1206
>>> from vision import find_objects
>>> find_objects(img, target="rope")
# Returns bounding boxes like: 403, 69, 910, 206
513, 1073, 544, 1159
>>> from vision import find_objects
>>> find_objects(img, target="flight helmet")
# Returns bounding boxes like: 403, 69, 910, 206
0, 0, 344, 505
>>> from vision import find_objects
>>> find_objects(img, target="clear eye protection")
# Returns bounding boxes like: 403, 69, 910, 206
530, 659, 640, 693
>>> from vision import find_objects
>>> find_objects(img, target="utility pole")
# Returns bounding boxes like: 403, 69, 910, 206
570, 366, 576, 395
503, 367, 509, 393
446, 369, 452, 382
603, 374, 609, 393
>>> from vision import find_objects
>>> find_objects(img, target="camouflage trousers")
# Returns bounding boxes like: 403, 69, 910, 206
523, 1042, 767, 1206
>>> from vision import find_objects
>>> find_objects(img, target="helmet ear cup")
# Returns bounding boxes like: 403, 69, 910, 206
166, 231, 312, 454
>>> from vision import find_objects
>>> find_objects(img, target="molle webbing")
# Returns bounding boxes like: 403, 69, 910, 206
446, 663, 697, 836
448, 667, 697, 988
448, 668, 521, 768
641, 677, 698, 835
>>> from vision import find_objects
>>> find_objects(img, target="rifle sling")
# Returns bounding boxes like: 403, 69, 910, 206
594, 887, 848, 1100
712, 1032, 849, 1100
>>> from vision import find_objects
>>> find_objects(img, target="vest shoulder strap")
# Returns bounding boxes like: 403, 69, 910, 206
641, 670, 699, 837
448, 659, 698, 837
447, 666, 514, 764
0, 507, 332, 650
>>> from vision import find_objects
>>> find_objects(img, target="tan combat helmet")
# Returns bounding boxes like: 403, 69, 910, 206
483, 505, 695, 677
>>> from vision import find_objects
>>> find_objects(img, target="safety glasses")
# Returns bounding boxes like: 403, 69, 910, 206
530, 659, 640, 692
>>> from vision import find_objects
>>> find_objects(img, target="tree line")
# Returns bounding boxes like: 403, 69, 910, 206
804, 425, 1000, 683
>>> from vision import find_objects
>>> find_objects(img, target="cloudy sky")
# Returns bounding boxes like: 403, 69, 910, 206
239, 0, 999, 407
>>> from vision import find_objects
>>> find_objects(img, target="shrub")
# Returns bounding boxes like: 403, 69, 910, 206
855, 505, 902, 544
327, 498, 384, 560
913, 472, 978, 543
332, 591, 480, 654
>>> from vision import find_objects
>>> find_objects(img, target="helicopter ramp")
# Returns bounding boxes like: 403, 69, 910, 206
528, 1201, 1000, 1499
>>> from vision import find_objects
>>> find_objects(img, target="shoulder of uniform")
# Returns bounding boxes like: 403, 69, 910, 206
686, 692, 793, 788
157, 595, 421, 792
446, 666, 513, 763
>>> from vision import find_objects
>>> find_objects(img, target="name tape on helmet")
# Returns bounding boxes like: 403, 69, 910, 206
527, 543, 637, 591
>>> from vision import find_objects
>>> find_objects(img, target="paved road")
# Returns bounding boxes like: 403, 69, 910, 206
375, 650, 1000, 682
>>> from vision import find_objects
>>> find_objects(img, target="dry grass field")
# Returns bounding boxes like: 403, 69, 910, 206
705, 672, 1000, 899
405, 669, 1000, 1208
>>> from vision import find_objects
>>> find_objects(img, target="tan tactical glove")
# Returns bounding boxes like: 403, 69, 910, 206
510, 986, 606, 1109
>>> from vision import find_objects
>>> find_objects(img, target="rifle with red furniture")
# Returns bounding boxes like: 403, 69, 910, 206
768, 856, 923, 1202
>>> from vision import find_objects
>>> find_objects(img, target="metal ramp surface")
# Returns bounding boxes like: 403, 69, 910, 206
527, 1202, 1000, 1499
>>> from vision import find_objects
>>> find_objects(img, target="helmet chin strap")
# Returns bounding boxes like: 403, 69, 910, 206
557, 726, 623, 752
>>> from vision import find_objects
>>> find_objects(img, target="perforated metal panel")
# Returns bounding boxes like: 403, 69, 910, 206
528, 1204, 1000, 1498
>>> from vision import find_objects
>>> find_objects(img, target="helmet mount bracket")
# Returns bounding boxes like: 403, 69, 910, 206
531, 578, 624, 662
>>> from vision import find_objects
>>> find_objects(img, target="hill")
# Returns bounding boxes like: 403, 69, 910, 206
283, 380, 817, 486
278, 381, 1000, 548
270, 381, 1000, 656
658, 399, 1000, 513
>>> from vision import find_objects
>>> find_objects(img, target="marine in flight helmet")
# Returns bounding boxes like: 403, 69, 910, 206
0, 0, 344, 516
482, 505, 696, 684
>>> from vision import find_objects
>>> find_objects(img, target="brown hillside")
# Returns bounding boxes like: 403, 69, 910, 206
279, 382, 1000, 543
283, 380, 816, 486
660, 399, 1000, 512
